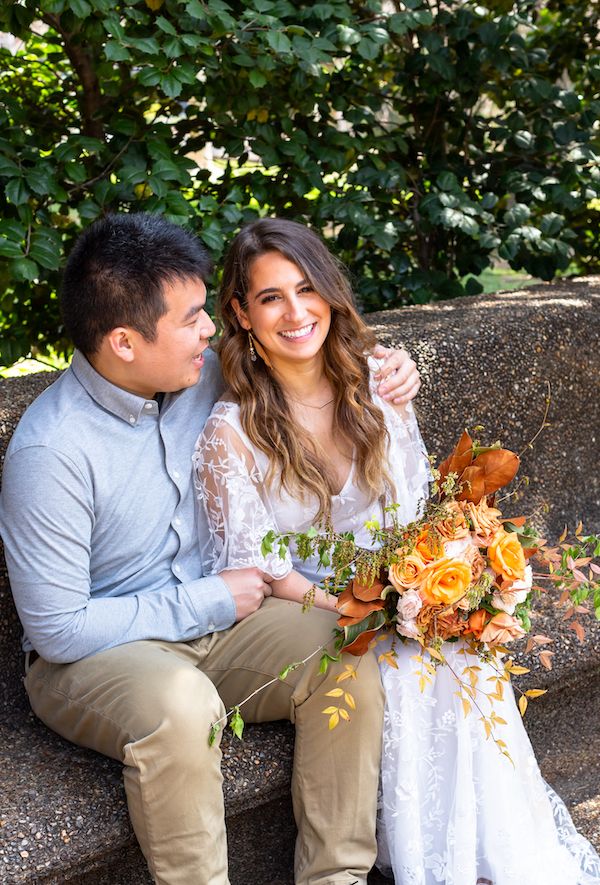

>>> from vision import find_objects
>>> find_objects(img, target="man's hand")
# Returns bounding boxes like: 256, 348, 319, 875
219, 567, 273, 622
372, 344, 421, 405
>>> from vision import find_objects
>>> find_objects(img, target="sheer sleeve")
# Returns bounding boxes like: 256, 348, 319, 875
368, 358, 431, 523
193, 405, 293, 579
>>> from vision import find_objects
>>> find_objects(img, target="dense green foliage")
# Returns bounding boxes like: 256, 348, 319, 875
0, 0, 599, 364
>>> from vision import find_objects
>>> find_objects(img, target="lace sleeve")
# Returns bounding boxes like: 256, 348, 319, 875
368, 358, 431, 523
193, 407, 293, 579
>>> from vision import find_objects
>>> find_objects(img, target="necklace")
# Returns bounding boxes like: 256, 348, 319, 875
288, 396, 335, 410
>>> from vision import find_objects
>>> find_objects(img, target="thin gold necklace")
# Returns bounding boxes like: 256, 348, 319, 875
288, 396, 335, 410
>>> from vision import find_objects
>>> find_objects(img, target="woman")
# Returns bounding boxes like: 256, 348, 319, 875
194, 218, 600, 885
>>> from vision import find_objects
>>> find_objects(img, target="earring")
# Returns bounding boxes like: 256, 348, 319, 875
248, 331, 257, 362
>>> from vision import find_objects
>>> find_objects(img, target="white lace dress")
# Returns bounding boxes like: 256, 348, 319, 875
193, 387, 600, 885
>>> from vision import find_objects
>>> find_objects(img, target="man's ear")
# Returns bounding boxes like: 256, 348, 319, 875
106, 327, 136, 363
231, 297, 251, 331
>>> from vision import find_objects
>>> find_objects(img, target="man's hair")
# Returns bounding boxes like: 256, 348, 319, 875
61, 213, 213, 355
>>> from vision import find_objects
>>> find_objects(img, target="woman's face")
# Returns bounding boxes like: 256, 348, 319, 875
233, 250, 332, 369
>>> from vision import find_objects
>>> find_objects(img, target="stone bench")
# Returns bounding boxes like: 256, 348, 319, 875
1, 279, 599, 883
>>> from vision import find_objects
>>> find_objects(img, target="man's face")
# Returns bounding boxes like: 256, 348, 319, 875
128, 276, 216, 398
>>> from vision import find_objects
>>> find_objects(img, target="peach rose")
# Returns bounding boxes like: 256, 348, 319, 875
389, 552, 426, 591
396, 618, 421, 640
464, 545, 486, 584
396, 589, 423, 620
480, 612, 526, 645
436, 501, 470, 540
492, 564, 533, 614
419, 557, 472, 606
462, 498, 502, 544
488, 530, 526, 583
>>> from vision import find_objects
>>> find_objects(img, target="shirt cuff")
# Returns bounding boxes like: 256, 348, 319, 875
183, 574, 237, 634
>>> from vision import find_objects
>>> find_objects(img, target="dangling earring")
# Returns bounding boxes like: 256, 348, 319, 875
248, 331, 257, 362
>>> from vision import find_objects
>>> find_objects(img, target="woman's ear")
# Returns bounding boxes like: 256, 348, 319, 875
106, 327, 135, 363
231, 297, 251, 331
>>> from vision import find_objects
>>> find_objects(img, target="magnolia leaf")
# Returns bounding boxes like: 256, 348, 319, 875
350, 576, 385, 602
336, 585, 385, 619
456, 465, 486, 503
438, 429, 474, 484
341, 609, 387, 656
472, 448, 520, 496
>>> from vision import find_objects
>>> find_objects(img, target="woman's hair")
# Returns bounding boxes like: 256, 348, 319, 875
218, 217, 392, 522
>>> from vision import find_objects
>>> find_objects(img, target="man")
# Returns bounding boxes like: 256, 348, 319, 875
0, 213, 421, 885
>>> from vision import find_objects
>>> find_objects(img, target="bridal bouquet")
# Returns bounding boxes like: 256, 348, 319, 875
210, 429, 600, 747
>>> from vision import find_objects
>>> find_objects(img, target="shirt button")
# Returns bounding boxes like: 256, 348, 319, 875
208, 623, 215, 632
144, 402, 153, 410
129, 415, 135, 424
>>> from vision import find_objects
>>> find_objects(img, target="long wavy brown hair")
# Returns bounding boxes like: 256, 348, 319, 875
218, 217, 392, 522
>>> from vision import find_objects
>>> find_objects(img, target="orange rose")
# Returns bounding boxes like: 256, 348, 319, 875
480, 612, 526, 645
488, 530, 526, 583
389, 552, 426, 590
466, 608, 491, 639
418, 557, 472, 606
465, 546, 486, 584
414, 529, 443, 564
462, 498, 502, 544
435, 501, 470, 541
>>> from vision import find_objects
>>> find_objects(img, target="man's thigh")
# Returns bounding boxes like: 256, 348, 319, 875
197, 596, 341, 722
25, 639, 225, 760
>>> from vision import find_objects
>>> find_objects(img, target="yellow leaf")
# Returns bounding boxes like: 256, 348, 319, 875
481, 718, 492, 739
322, 706, 339, 715
145, 0, 164, 8
344, 692, 356, 710
576, 520, 583, 537
506, 664, 530, 675
339, 708, 350, 721
418, 675, 427, 692
336, 668, 354, 682
491, 714, 507, 725
411, 655, 423, 663
518, 695, 528, 717
558, 524, 568, 543
325, 688, 344, 697
329, 710, 340, 730
462, 698, 472, 718
256, 108, 269, 123
427, 647, 444, 662
524, 689, 548, 698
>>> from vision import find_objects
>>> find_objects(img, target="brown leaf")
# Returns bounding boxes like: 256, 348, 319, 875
570, 620, 586, 643
455, 465, 487, 503
539, 650, 554, 670
336, 586, 385, 620
342, 628, 379, 656
438, 430, 474, 483
350, 576, 385, 602
473, 449, 520, 496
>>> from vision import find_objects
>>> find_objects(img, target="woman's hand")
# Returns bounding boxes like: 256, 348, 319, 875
372, 344, 421, 405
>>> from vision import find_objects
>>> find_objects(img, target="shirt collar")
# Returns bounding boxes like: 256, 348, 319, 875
70, 350, 160, 425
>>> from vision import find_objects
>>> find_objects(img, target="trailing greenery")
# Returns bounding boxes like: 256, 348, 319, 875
0, 0, 599, 365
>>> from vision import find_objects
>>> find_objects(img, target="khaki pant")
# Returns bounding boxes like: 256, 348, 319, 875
25, 598, 384, 885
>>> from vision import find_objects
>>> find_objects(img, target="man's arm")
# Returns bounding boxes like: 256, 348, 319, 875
0, 445, 237, 664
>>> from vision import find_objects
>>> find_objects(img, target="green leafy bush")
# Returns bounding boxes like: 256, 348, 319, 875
0, 0, 598, 364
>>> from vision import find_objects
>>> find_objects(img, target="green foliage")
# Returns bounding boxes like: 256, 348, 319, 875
0, 0, 599, 364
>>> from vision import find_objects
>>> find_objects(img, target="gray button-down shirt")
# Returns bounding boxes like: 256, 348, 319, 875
0, 349, 235, 663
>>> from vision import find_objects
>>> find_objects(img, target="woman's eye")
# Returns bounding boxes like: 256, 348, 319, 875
299, 286, 314, 295
260, 294, 279, 304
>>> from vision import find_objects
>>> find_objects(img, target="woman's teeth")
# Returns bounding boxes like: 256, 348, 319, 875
279, 324, 314, 340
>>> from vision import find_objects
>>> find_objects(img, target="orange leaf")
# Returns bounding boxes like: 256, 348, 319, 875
342, 628, 380, 656
350, 576, 386, 602
456, 465, 487, 503
336, 586, 385, 619
438, 430, 474, 483
473, 449, 520, 496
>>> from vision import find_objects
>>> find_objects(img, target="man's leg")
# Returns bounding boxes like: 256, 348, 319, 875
198, 597, 385, 885
25, 639, 228, 885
